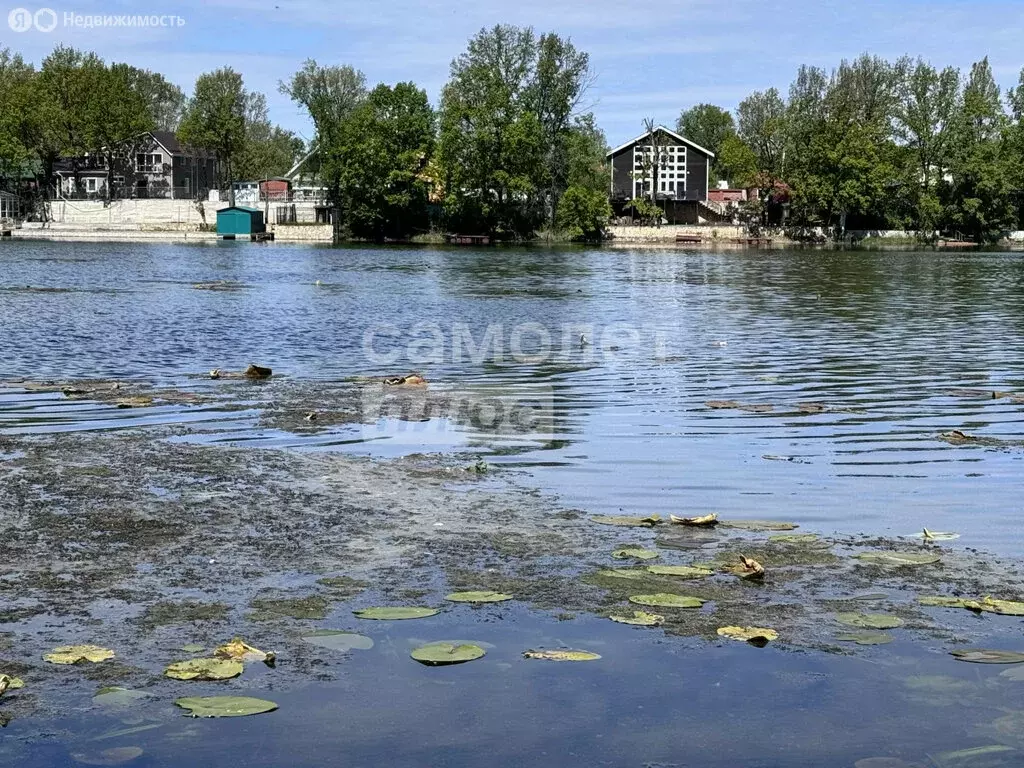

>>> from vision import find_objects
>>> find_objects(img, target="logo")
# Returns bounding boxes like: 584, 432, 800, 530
7, 7, 33, 31
7, 6, 56, 31
33, 7, 56, 30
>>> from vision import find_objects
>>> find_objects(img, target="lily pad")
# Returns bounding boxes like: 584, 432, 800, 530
70, 747, 144, 766
918, 596, 974, 609
717, 626, 778, 644
999, 666, 1024, 681
836, 631, 894, 646
855, 551, 941, 567
180, 644, 206, 654
974, 598, 1024, 616
44, 645, 115, 665
835, 612, 905, 629
950, 649, 1024, 664
353, 606, 439, 620
445, 591, 513, 604
215, 638, 274, 663
612, 548, 660, 561
628, 593, 705, 609
609, 611, 664, 626
646, 565, 714, 579
174, 696, 278, 718
522, 649, 601, 661
591, 514, 662, 527
302, 630, 374, 652
411, 641, 485, 666
163, 658, 243, 681
595, 569, 648, 580
719, 519, 799, 531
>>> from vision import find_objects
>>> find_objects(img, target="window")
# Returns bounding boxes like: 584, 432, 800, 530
87, 178, 96, 192
669, 182, 675, 191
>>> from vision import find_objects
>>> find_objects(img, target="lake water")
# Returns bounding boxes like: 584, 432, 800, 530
3, 240, 1024, 767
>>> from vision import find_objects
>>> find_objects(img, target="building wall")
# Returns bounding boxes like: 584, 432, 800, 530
609, 130, 712, 203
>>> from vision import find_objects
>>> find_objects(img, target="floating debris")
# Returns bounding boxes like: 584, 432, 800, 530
855, 551, 941, 567
705, 400, 740, 410
44, 645, 115, 665
670, 513, 718, 527
175, 696, 278, 718
164, 658, 243, 681
929, 745, 1017, 768
411, 641, 485, 666
245, 364, 273, 379
628, 593, 705, 608
916, 529, 961, 541
719, 520, 799, 532
591, 514, 662, 528
353, 606, 439, 620
919, 596, 1024, 616
612, 548, 660, 561
794, 402, 827, 414
0, 674, 24, 696
609, 611, 664, 626
445, 591, 513, 604
769, 534, 821, 544
717, 626, 778, 645
215, 638, 275, 664
726, 555, 765, 581
835, 613, 904, 630
383, 373, 426, 386
114, 396, 153, 409
302, 631, 374, 652
523, 649, 601, 662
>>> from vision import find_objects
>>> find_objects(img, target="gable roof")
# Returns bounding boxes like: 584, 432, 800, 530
606, 125, 715, 159
150, 130, 183, 154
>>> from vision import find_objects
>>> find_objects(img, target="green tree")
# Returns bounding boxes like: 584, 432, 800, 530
947, 58, 1016, 241
0, 49, 44, 190
112, 63, 186, 131
234, 92, 304, 180
892, 59, 961, 235
334, 82, 435, 241
675, 103, 734, 183
279, 60, 366, 200
716, 134, 758, 188
736, 88, 788, 181
178, 67, 249, 198
438, 24, 544, 237
565, 113, 608, 193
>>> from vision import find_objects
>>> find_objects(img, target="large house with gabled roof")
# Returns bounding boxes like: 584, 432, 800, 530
607, 125, 721, 224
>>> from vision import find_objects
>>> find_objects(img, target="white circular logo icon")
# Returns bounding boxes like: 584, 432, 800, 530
34, 7, 57, 31
7, 7, 33, 31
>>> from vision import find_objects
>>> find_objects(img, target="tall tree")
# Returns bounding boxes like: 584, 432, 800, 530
0, 49, 44, 189
892, 59, 960, 234
235, 91, 304, 180
736, 88, 788, 181
112, 64, 186, 131
334, 82, 435, 241
947, 58, 1015, 241
279, 60, 366, 201
675, 103, 734, 183
530, 32, 592, 222
177, 67, 249, 199
438, 24, 544, 236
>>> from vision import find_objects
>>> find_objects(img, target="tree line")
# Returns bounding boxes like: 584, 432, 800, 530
0, 25, 609, 241
677, 55, 1024, 242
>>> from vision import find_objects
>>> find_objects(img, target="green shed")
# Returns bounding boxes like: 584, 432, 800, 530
217, 206, 266, 238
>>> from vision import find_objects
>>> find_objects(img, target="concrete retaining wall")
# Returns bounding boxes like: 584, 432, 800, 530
48, 199, 231, 228
271, 223, 333, 242
608, 224, 748, 243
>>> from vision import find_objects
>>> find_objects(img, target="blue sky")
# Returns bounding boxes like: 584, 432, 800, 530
3, 0, 1024, 146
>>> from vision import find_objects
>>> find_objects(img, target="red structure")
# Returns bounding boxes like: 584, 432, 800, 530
259, 178, 291, 200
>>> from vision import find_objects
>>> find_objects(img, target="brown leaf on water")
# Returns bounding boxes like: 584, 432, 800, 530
215, 637, 275, 665
705, 400, 739, 409
727, 555, 765, 580
384, 373, 426, 386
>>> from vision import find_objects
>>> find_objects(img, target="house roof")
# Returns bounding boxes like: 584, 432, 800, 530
150, 130, 184, 155
606, 125, 715, 159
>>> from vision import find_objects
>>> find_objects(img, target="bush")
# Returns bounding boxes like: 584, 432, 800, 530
557, 186, 611, 242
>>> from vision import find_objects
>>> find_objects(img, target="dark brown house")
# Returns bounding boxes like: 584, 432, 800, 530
607, 125, 716, 224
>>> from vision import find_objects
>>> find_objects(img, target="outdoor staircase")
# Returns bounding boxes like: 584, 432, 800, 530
698, 199, 731, 224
